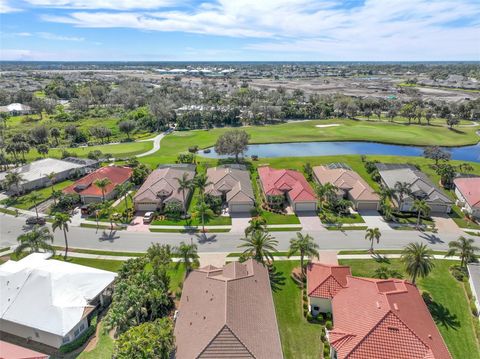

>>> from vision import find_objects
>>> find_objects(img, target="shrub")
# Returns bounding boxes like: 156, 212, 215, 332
325, 312, 332, 321
450, 265, 468, 282
323, 343, 331, 357
251, 155, 258, 161
188, 145, 199, 153
303, 308, 308, 318
325, 320, 333, 330
303, 302, 308, 311
422, 291, 433, 306
59, 315, 97, 353
470, 301, 479, 316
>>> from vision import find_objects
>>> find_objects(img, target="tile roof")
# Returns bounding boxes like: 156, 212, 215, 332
258, 166, 316, 202
313, 165, 380, 202
174, 260, 283, 359
454, 177, 480, 209
205, 165, 254, 204
0, 340, 48, 359
307, 262, 351, 299
330, 276, 452, 359
63, 166, 132, 197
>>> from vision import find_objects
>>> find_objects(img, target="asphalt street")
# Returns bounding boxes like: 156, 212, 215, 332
1, 213, 477, 254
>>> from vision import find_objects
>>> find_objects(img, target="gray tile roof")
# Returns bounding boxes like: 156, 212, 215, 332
205, 165, 254, 204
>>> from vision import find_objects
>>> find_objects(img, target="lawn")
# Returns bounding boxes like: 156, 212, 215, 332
272, 261, 323, 359
262, 211, 301, 225
321, 210, 365, 224
450, 206, 480, 230
77, 321, 114, 359
338, 259, 480, 359
151, 215, 231, 226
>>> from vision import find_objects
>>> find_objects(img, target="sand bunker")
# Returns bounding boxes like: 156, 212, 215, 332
315, 124, 341, 128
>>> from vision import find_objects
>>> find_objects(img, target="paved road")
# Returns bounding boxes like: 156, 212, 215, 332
2, 214, 478, 254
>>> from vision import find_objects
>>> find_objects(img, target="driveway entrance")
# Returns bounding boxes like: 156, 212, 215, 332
230, 214, 251, 234
297, 211, 324, 231
358, 210, 391, 231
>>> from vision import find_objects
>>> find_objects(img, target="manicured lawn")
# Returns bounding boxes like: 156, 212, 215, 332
53, 246, 144, 257
0, 179, 74, 210
151, 215, 231, 226
338, 259, 480, 359
262, 211, 300, 225
272, 261, 323, 359
54, 256, 125, 272
326, 225, 368, 231
77, 321, 114, 359
450, 206, 480, 230
321, 210, 365, 224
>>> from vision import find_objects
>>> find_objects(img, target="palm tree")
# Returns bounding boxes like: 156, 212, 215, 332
15, 226, 55, 257
314, 182, 338, 210
116, 181, 133, 222
176, 241, 199, 273
412, 199, 430, 228
239, 230, 278, 265
401, 242, 435, 284
288, 232, 319, 277
365, 227, 381, 252
193, 201, 214, 233
52, 212, 72, 260
26, 191, 42, 219
46, 171, 56, 196
193, 173, 212, 200
394, 181, 412, 209
378, 187, 395, 202
245, 216, 267, 236
94, 177, 112, 202
175, 173, 193, 216
445, 236, 480, 267
4, 171, 23, 195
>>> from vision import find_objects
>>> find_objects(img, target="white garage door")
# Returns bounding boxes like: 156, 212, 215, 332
357, 202, 379, 211
230, 203, 253, 213
135, 203, 158, 212
294, 202, 317, 212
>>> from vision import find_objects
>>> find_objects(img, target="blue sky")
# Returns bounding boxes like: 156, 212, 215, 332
1, 0, 479, 61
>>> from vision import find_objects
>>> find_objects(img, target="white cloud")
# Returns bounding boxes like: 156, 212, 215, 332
36, 31, 84, 41
23, 0, 175, 10
0, 0, 21, 13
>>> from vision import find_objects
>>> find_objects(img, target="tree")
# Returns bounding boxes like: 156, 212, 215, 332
193, 174, 212, 200
239, 230, 278, 265
114, 318, 174, 359
15, 226, 55, 257
423, 146, 451, 166
214, 129, 250, 162
116, 181, 134, 222
446, 115, 460, 129
314, 182, 338, 211
175, 173, 193, 216
374, 266, 402, 279
52, 212, 72, 260
365, 227, 381, 252
119, 120, 136, 140
400, 103, 416, 124
401, 242, 435, 284
94, 177, 112, 202
192, 201, 214, 233
303, 162, 313, 181
245, 216, 267, 236
30, 125, 49, 144
445, 236, 479, 267
176, 241, 199, 273
36, 144, 49, 157
436, 164, 456, 188
50, 127, 61, 146
412, 199, 430, 227
288, 232, 319, 277
394, 181, 412, 209
4, 171, 23, 194
26, 191, 42, 219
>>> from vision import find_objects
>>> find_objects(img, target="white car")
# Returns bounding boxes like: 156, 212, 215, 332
143, 211, 154, 224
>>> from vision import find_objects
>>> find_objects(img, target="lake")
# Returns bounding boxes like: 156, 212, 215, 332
199, 141, 480, 163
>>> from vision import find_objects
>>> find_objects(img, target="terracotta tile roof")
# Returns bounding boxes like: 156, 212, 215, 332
174, 260, 283, 359
0, 340, 48, 359
454, 177, 480, 209
63, 166, 132, 197
313, 165, 380, 202
307, 262, 351, 299
330, 276, 452, 359
258, 166, 316, 202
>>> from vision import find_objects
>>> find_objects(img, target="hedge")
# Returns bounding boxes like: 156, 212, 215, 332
59, 315, 97, 353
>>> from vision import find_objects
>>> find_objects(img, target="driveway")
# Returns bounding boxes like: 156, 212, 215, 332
358, 210, 391, 230
230, 214, 251, 234
432, 214, 462, 234
127, 216, 151, 232
297, 211, 325, 231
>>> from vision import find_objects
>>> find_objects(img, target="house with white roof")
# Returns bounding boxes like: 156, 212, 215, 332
0, 253, 116, 348
0, 103, 33, 115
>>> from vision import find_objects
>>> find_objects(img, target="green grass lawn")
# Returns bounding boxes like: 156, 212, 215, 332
321, 210, 365, 224
77, 321, 114, 359
338, 259, 480, 359
0, 179, 74, 210
262, 211, 301, 225
450, 206, 480, 230
272, 261, 323, 359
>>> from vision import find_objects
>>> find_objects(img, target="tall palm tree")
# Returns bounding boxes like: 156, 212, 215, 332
288, 232, 319, 277
176, 241, 199, 273
245, 216, 267, 236
4, 171, 23, 195
365, 227, 381, 252
193, 173, 212, 200
412, 199, 430, 227
116, 181, 133, 222
445, 236, 480, 267
239, 230, 278, 265
378, 187, 395, 202
94, 177, 112, 202
175, 173, 193, 216
394, 181, 412, 209
401, 242, 435, 284
46, 171, 56, 196
314, 182, 338, 210
15, 226, 55, 257
52, 212, 72, 260
26, 191, 42, 219
193, 201, 214, 233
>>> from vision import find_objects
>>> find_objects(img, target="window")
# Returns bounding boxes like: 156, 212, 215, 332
62, 336, 70, 344
74, 328, 80, 337
35, 331, 39, 338
79, 323, 85, 331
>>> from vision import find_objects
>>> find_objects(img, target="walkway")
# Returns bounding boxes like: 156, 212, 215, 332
135, 131, 168, 158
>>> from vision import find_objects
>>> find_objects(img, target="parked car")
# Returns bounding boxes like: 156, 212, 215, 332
25, 216, 46, 225
143, 211, 154, 224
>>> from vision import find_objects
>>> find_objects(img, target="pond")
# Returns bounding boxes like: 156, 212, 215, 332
199, 141, 480, 163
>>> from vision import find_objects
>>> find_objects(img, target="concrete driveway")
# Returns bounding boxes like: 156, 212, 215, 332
432, 214, 462, 234
358, 210, 391, 230
127, 216, 151, 232
230, 214, 251, 234
297, 211, 324, 231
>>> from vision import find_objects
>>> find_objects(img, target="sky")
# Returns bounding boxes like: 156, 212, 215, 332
0, 0, 479, 61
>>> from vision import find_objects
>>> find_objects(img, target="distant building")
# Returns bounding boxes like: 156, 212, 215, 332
0, 253, 116, 348
0, 103, 33, 116
0, 157, 98, 194
453, 177, 480, 220
174, 260, 283, 359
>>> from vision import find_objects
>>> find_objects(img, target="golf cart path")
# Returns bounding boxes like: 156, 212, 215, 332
136, 132, 166, 158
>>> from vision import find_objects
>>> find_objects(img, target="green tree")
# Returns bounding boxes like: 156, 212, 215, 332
245, 216, 267, 236
423, 146, 451, 166
401, 242, 435, 284
436, 164, 456, 188
214, 129, 250, 162
118, 120, 136, 140
26, 191, 42, 219
94, 177, 112, 202
175, 173, 193, 216
176, 241, 199, 273
412, 199, 430, 227
314, 182, 338, 211
4, 171, 23, 195
52, 212, 72, 260
373, 265, 402, 279
288, 232, 319, 277
114, 318, 174, 359
365, 227, 381, 252
193, 201, 214, 233
394, 181, 412, 209
50, 127, 61, 146
303, 162, 313, 181
15, 226, 55, 257
239, 230, 278, 265
445, 236, 480, 267
116, 181, 134, 222
36, 144, 49, 157
193, 173, 212, 200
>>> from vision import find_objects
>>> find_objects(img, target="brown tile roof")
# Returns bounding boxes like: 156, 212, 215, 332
174, 260, 283, 359
313, 165, 379, 202
205, 165, 254, 204
307, 262, 351, 299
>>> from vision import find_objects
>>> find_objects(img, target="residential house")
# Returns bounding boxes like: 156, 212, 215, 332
63, 166, 132, 203
467, 263, 480, 318
174, 260, 283, 359
0, 341, 49, 359
453, 177, 480, 220
313, 164, 380, 211
0, 157, 98, 194
258, 166, 317, 212
0, 103, 33, 116
205, 164, 255, 214
376, 164, 452, 213
307, 262, 452, 359
0, 253, 116, 349
133, 164, 196, 212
